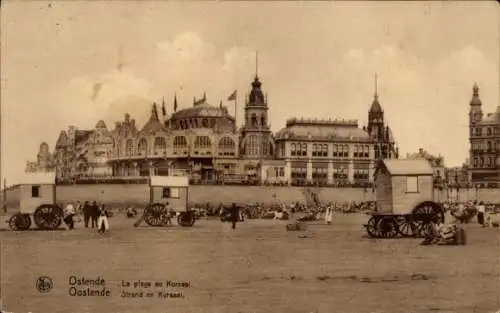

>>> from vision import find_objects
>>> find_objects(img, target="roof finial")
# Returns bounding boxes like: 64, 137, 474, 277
473, 82, 479, 96
374, 73, 378, 99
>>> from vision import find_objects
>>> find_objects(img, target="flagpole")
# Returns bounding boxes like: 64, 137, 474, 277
235, 91, 238, 131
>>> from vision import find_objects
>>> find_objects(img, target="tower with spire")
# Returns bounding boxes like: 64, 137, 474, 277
469, 83, 483, 124
240, 51, 274, 159
366, 74, 398, 160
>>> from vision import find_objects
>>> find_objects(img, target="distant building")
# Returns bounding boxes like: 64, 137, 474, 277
468, 83, 500, 186
53, 121, 113, 181
25, 142, 54, 173
406, 148, 445, 181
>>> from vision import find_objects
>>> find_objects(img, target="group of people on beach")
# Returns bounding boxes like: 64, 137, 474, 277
63, 200, 110, 233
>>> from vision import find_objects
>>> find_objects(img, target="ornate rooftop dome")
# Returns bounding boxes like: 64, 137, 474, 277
170, 95, 233, 120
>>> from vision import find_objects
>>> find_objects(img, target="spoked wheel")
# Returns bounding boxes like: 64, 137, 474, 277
34, 204, 63, 230
412, 202, 443, 238
143, 203, 168, 227
177, 211, 196, 227
378, 217, 399, 238
395, 215, 416, 237
8, 213, 32, 231
366, 216, 381, 238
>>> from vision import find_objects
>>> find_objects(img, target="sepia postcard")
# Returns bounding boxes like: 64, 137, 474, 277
0, 1, 499, 312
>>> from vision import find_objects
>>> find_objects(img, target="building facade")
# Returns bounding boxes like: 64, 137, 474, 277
31, 74, 399, 186
53, 121, 114, 181
468, 83, 500, 186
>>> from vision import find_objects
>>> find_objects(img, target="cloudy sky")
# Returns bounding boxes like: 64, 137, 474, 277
1, 1, 499, 184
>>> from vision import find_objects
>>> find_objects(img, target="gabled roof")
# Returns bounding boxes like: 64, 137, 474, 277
376, 159, 433, 176
55, 131, 69, 148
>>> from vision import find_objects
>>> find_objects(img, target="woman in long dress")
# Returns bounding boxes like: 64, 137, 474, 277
325, 206, 333, 225
97, 204, 110, 234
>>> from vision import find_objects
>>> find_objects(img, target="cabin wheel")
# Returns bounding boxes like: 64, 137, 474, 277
366, 216, 381, 238
8, 213, 32, 231
378, 217, 398, 238
143, 203, 167, 227
34, 204, 63, 230
395, 215, 416, 237
178, 211, 195, 227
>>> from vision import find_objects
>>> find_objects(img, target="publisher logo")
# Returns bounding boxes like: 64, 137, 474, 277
35, 276, 53, 293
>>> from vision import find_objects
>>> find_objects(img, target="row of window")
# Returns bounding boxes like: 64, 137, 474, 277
472, 156, 499, 168
290, 143, 372, 157
120, 136, 237, 155
470, 141, 500, 152
471, 127, 500, 137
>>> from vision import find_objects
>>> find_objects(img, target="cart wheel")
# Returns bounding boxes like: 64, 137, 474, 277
366, 216, 381, 238
395, 215, 416, 237
378, 217, 398, 238
178, 211, 196, 227
34, 204, 63, 230
143, 203, 167, 227
8, 213, 32, 231
412, 201, 443, 238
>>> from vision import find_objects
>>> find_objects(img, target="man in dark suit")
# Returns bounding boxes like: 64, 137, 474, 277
230, 203, 239, 229
83, 201, 90, 228
91, 201, 99, 228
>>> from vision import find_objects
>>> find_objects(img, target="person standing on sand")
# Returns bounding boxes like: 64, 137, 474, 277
325, 205, 333, 225
91, 201, 99, 228
477, 201, 486, 227
97, 204, 110, 234
230, 203, 239, 229
83, 201, 90, 228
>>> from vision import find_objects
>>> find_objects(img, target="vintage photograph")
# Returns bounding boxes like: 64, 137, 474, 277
0, 1, 499, 312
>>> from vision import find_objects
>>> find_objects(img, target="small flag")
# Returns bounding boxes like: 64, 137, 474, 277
219, 100, 223, 108
162, 97, 166, 116
174, 94, 178, 112
227, 90, 237, 101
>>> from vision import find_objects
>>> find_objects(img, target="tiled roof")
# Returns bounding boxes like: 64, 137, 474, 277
379, 159, 433, 176
275, 119, 371, 141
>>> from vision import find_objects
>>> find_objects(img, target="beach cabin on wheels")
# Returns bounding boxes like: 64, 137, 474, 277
135, 175, 195, 227
364, 159, 443, 238
8, 172, 63, 231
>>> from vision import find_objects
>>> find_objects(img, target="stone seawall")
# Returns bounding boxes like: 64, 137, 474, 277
1, 184, 499, 209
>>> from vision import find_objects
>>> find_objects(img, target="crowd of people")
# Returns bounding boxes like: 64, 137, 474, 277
63, 201, 111, 233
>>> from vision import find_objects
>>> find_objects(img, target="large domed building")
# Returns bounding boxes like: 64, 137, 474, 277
108, 92, 240, 182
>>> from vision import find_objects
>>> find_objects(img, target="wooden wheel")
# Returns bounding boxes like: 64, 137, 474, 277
412, 201, 443, 238
8, 213, 32, 231
177, 211, 196, 227
378, 216, 398, 238
395, 215, 416, 237
34, 204, 63, 230
366, 216, 381, 238
143, 203, 168, 227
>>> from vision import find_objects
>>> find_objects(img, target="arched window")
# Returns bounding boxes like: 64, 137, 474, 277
291, 143, 296, 156
261, 114, 266, 126
126, 139, 134, 156
173, 136, 187, 148
138, 138, 148, 155
251, 113, 257, 127
194, 136, 212, 148
218, 137, 235, 149
247, 135, 258, 155
202, 119, 209, 128
154, 137, 166, 154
